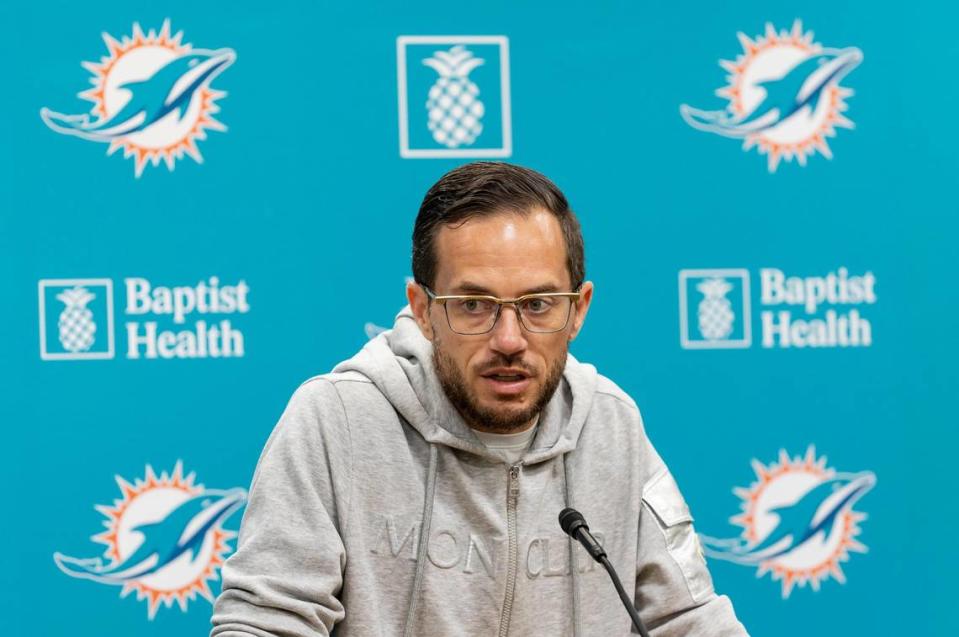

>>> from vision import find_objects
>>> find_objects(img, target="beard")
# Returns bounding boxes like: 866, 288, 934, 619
432, 342, 567, 433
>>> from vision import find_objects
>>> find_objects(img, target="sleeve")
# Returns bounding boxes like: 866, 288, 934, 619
634, 465, 750, 636
211, 378, 353, 637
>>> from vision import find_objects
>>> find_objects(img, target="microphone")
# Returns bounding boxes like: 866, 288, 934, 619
558, 507, 650, 637
558, 507, 606, 561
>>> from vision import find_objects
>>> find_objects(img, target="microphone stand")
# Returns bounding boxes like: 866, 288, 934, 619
599, 554, 650, 637
559, 507, 651, 637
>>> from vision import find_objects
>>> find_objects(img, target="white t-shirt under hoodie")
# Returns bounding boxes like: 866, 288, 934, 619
472, 416, 539, 464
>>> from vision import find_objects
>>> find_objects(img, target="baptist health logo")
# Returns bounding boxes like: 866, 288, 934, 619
40, 20, 235, 177
679, 269, 751, 349
39, 277, 249, 360
680, 20, 862, 171
397, 36, 511, 158
701, 447, 875, 597
54, 462, 246, 618
679, 267, 876, 349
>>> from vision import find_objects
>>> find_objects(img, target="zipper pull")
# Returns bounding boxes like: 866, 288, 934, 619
509, 465, 521, 499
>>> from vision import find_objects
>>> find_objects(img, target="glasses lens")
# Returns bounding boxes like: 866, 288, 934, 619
519, 296, 573, 333
446, 298, 498, 334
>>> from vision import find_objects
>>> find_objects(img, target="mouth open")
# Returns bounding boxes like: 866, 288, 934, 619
481, 369, 532, 396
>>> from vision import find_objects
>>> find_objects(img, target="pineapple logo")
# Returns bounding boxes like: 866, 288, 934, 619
39, 279, 115, 360
680, 20, 862, 171
397, 36, 511, 158
423, 46, 485, 148
696, 278, 735, 340
700, 447, 876, 598
679, 269, 751, 349
56, 286, 98, 353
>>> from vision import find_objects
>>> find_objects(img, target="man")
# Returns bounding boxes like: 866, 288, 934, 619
211, 163, 748, 636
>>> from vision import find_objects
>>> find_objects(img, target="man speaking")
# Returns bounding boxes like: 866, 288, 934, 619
211, 163, 748, 635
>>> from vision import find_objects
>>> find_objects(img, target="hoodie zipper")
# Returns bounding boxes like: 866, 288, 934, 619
499, 464, 521, 636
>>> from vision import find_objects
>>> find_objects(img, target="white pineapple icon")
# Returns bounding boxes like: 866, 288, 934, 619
56, 286, 97, 352
423, 45, 485, 148
696, 278, 735, 340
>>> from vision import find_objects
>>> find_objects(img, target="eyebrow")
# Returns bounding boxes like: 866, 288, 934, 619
450, 281, 566, 296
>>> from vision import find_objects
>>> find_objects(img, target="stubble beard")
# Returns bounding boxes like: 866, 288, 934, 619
432, 340, 567, 433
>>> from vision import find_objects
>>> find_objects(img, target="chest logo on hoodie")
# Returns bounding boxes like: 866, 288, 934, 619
40, 19, 235, 177
53, 462, 246, 618
698, 447, 875, 598
680, 20, 862, 172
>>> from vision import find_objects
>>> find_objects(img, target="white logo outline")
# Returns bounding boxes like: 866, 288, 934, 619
397, 35, 512, 158
678, 268, 751, 349
38, 278, 115, 361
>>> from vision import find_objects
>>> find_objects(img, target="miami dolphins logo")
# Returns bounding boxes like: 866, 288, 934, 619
53, 462, 246, 618
700, 447, 875, 597
680, 21, 862, 171
40, 20, 235, 177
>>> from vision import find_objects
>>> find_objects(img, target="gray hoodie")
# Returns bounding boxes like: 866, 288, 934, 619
211, 307, 749, 636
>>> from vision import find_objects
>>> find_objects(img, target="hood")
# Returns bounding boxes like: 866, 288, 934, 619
333, 305, 598, 464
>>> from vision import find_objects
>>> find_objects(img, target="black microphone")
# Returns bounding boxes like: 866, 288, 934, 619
558, 507, 650, 637
558, 507, 606, 561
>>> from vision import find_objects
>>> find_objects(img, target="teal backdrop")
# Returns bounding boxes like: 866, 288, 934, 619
2, 0, 956, 635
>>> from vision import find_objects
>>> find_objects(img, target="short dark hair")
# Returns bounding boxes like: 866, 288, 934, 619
412, 162, 585, 290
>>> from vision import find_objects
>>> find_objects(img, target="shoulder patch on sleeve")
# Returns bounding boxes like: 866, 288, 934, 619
643, 467, 693, 526
642, 468, 714, 603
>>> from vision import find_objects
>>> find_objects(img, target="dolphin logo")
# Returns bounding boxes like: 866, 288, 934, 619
680, 47, 863, 138
700, 471, 876, 565
41, 48, 235, 142
54, 487, 246, 584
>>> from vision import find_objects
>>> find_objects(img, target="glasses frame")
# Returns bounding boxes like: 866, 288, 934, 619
422, 285, 582, 335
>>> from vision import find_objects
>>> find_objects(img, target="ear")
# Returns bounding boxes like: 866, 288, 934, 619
407, 281, 435, 341
567, 281, 594, 342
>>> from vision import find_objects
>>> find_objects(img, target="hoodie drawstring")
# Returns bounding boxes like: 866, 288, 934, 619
562, 453, 583, 637
404, 443, 438, 637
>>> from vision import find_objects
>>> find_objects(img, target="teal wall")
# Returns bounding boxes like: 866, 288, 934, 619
2, 0, 955, 634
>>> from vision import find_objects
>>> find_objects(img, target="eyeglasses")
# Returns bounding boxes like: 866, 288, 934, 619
422, 285, 581, 335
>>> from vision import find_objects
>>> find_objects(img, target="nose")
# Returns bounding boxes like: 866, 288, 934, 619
488, 305, 527, 357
